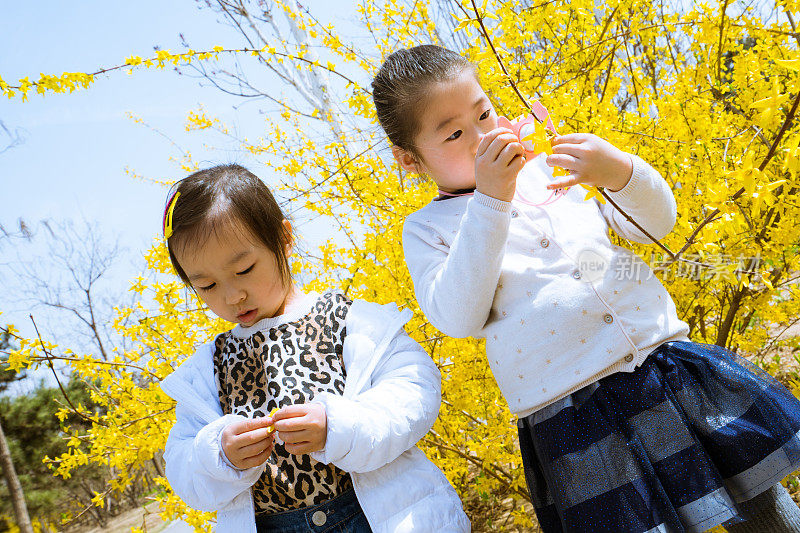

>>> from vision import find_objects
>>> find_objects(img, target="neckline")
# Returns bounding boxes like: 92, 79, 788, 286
230, 291, 319, 339
435, 187, 476, 201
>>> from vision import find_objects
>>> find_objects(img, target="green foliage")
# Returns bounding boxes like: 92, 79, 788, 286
0, 379, 105, 528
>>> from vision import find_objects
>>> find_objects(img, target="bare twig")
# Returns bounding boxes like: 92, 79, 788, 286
421, 436, 531, 501
467, 0, 533, 112
30, 315, 104, 427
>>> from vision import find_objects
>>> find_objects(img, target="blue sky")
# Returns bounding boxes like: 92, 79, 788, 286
0, 1, 359, 387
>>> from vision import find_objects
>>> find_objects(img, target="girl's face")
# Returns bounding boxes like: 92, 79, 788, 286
393, 69, 498, 192
175, 220, 294, 327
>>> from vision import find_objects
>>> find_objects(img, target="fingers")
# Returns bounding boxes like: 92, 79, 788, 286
476, 128, 515, 159
499, 141, 525, 167
511, 154, 526, 171
278, 428, 312, 445
550, 133, 590, 146
483, 132, 521, 163
273, 415, 311, 432
237, 445, 273, 469
284, 441, 317, 455
234, 424, 274, 446
546, 174, 583, 190
550, 142, 587, 157
546, 153, 580, 171
476, 129, 501, 158
271, 404, 309, 422
237, 433, 275, 459
222, 427, 275, 469
231, 416, 274, 435
278, 427, 319, 454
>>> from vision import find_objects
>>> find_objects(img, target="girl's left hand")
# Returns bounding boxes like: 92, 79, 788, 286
545, 133, 633, 192
272, 403, 327, 454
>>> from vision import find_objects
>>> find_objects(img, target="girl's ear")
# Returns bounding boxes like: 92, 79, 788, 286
392, 145, 423, 174
282, 219, 294, 255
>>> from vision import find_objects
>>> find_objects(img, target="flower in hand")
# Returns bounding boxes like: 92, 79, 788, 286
272, 402, 328, 455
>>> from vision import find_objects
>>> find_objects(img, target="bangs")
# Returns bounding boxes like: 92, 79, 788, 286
170, 198, 247, 259
164, 164, 292, 286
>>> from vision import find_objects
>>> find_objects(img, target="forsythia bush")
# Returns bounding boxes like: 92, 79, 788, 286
4, 0, 800, 529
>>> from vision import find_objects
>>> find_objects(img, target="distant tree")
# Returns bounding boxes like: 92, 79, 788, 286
6, 219, 128, 359
0, 331, 33, 533
0, 119, 25, 155
0, 377, 113, 531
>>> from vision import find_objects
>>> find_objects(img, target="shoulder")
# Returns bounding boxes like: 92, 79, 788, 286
346, 299, 413, 342
348, 298, 409, 324
160, 337, 221, 398
405, 197, 465, 224
403, 198, 466, 244
319, 290, 352, 309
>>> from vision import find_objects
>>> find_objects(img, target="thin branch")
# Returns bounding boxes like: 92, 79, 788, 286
599, 191, 677, 257
421, 436, 531, 501
30, 315, 104, 427
716, 0, 730, 84
468, 0, 532, 113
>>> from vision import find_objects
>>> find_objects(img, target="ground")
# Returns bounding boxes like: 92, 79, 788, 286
76, 503, 187, 533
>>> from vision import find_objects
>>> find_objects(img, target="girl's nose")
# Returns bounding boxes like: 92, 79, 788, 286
470, 127, 484, 157
224, 285, 246, 305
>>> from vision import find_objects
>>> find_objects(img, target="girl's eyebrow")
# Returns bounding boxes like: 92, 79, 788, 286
188, 271, 207, 282
435, 96, 489, 132
226, 250, 250, 266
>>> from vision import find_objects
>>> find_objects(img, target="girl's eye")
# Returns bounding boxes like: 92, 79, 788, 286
198, 282, 216, 291
479, 109, 491, 120
237, 264, 255, 275
446, 130, 462, 141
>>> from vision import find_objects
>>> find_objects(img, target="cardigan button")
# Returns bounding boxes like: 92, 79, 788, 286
572, 270, 582, 280
312, 510, 327, 526
603, 314, 614, 324
624, 353, 634, 363
540, 238, 550, 248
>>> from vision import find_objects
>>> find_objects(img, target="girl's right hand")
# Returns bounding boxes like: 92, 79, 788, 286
220, 417, 276, 470
475, 127, 525, 202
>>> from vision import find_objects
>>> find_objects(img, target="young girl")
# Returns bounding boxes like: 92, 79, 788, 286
372, 44, 800, 532
158, 164, 470, 533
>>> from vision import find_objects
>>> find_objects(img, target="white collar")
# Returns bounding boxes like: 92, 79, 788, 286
230, 290, 319, 339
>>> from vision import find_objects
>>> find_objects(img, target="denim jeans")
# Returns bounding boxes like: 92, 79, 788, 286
254, 488, 372, 533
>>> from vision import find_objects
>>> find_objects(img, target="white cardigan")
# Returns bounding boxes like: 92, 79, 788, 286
403, 153, 690, 418
160, 296, 470, 532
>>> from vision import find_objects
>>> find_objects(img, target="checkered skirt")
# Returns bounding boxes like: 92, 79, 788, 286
517, 340, 800, 532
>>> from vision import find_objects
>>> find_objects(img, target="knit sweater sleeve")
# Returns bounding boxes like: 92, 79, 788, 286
402, 192, 511, 338
597, 154, 677, 243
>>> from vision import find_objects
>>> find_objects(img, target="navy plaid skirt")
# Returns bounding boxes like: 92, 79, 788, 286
517, 340, 800, 532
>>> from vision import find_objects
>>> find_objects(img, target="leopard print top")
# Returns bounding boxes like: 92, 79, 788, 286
213, 291, 353, 514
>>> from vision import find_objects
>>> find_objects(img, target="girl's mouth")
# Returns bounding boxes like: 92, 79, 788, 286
237, 309, 258, 324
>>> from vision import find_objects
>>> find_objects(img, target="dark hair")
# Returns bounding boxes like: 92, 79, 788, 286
371, 45, 475, 155
163, 164, 292, 286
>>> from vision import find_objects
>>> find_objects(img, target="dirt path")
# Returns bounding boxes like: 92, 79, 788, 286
77, 503, 171, 533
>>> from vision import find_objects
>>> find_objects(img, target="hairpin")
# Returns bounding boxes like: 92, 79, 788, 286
163, 191, 181, 239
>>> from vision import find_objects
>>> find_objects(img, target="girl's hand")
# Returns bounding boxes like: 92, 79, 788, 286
545, 133, 633, 192
475, 127, 526, 202
272, 403, 327, 455
220, 417, 276, 470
